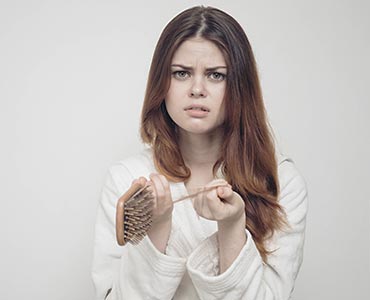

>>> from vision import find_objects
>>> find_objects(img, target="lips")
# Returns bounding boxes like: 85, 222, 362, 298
184, 104, 210, 112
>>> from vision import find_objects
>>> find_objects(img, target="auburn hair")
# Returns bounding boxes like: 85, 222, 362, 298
140, 6, 287, 262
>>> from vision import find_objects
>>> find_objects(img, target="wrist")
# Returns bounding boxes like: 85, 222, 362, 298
218, 211, 246, 231
217, 212, 247, 274
147, 216, 172, 254
151, 214, 172, 228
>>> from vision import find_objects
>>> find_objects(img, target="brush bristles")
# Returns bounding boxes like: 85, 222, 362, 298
123, 186, 155, 245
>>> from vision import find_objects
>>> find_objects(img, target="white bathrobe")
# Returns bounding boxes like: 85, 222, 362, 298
91, 148, 308, 300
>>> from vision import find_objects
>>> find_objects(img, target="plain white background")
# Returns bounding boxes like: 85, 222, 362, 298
1, 0, 369, 299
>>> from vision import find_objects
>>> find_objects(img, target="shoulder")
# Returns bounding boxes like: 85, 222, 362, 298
276, 150, 306, 191
276, 151, 308, 216
114, 148, 153, 172
105, 148, 155, 191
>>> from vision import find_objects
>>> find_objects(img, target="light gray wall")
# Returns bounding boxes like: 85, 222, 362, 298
1, 0, 369, 299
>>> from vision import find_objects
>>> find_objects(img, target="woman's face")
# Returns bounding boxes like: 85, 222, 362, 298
165, 37, 227, 137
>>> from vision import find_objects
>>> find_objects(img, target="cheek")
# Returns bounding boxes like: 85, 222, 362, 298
219, 105, 226, 122
219, 87, 226, 114
216, 87, 226, 109
164, 86, 175, 110
168, 79, 186, 94
165, 82, 188, 111
164, 95, 180, 121
165, 84, 180, 105
216, 98, 226, 123
165, 90, 176, 108
214, 84, 226, 101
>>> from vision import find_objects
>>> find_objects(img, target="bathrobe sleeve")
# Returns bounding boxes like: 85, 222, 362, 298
186, 158, 308, 300
91, 161, 187, 300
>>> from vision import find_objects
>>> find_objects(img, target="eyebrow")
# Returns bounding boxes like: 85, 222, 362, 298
171, 64, 227, 71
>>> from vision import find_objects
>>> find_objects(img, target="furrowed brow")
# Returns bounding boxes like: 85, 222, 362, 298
170, 64, 193, 71
171, 64, 227, 71
206, 66, 227, 72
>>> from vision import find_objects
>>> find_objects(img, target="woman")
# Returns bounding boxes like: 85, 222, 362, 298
92, 5, 308, 300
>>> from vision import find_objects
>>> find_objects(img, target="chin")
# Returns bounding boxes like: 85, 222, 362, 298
181, 126, 222, 136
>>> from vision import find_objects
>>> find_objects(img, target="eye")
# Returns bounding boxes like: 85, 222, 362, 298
172, 70, 190, 80
209, 72, 226, 81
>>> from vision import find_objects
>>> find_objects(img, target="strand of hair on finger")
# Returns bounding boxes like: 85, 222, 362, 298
173, 183, 229, 204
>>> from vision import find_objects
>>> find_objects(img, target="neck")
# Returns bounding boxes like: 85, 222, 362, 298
178, 130, 223, 168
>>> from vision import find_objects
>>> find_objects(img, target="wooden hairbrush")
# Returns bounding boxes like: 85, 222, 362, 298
116, 181, 228, 246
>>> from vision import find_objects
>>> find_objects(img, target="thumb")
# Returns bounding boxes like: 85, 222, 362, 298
217, 186, 234, 202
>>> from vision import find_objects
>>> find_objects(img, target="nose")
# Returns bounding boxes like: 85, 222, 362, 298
189, 77, 206, 98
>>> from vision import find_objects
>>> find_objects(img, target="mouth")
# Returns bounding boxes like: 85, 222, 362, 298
184, 105, 210, 112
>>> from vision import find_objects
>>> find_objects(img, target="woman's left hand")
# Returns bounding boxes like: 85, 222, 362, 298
192, 179, 245, 224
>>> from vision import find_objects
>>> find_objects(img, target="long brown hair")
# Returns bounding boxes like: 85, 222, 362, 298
140, 6, 287, 262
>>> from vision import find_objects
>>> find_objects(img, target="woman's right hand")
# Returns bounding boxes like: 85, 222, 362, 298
146, 173, 174, 225
132, 173, 173, 253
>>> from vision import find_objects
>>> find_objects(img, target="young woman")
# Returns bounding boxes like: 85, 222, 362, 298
92, 6, 308, 300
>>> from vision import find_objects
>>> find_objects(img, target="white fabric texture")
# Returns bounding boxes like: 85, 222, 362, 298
91, 148, 308, 300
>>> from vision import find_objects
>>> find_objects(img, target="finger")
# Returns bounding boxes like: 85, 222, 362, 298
205, 179, 228, 189
156, 174, 171, 200
130, 177, 147, 190
148, 174, 160, 195
207, 188, 224, 209
217, 186, 234, 202
149, 173, 166, 200
138, 176, 147, 186
145, 180, 155, 196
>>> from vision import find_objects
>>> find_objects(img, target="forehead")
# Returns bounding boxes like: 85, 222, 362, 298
172, 37, 226, 65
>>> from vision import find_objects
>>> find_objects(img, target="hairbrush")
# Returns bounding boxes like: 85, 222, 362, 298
116, 181, 228, 246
